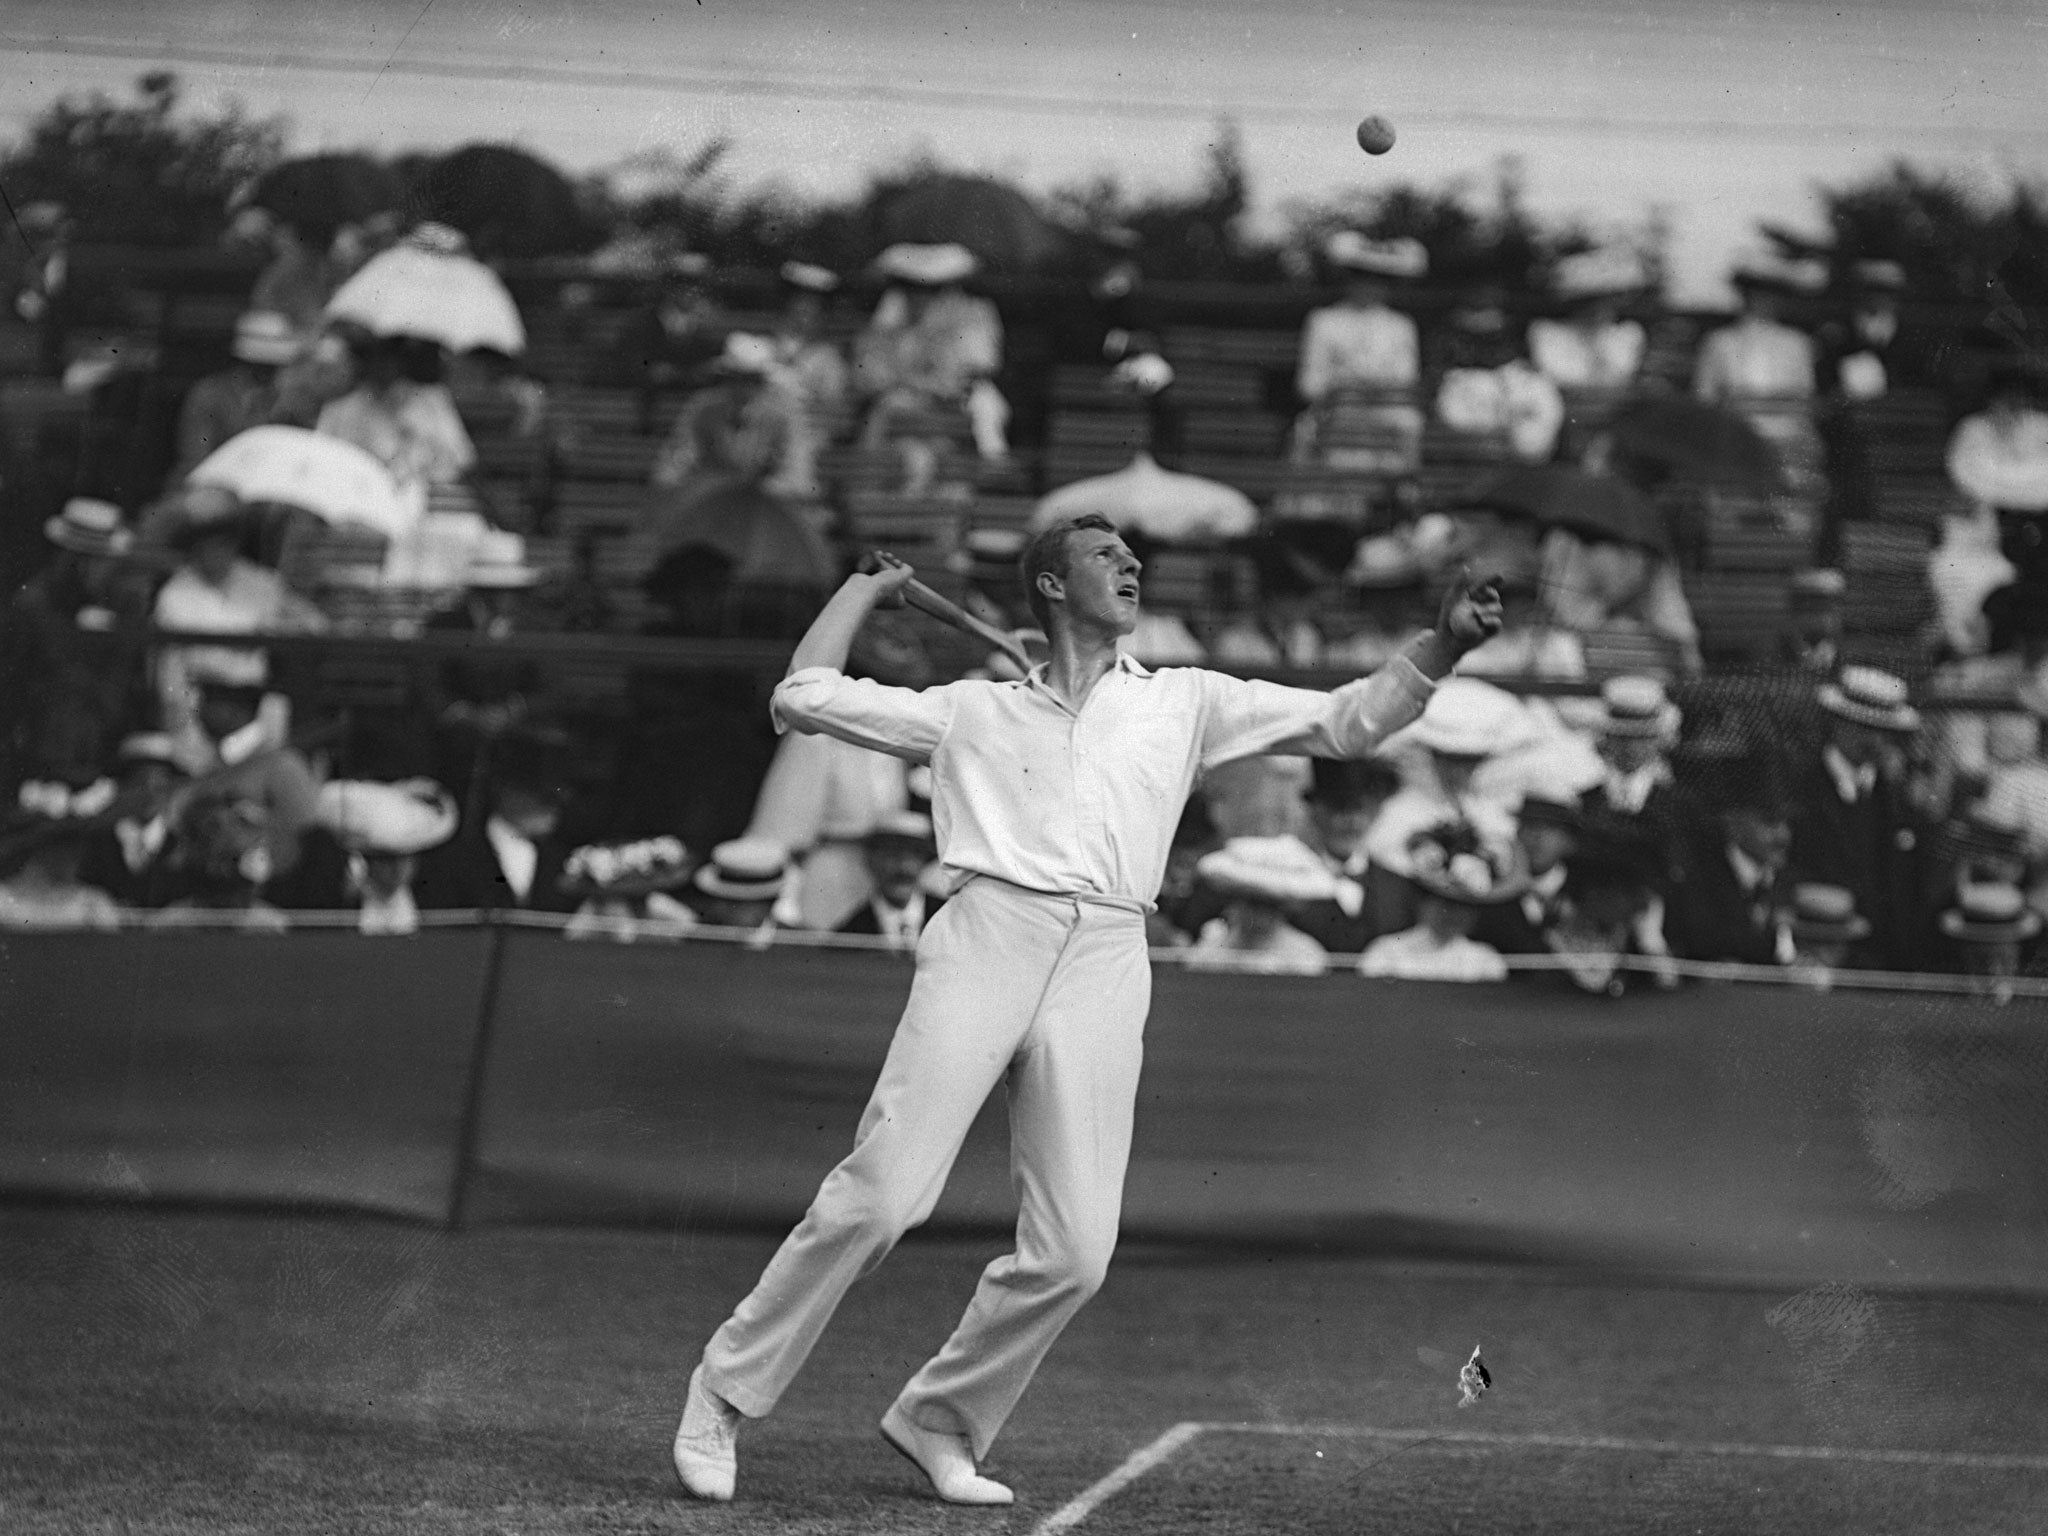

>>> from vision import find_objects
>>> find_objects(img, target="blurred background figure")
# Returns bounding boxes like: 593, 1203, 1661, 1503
1185, 833, 1334, 975
1432, 283, 1564, 463
76, 732, 189, 910
835, 811, 941, 949
1779, 566, 1846, 674
1477, 792, 1582, 956
316, 333, 476, 512
173, 665, 322, 884
684, 836, 789, 939
1542, 826, 1677, 994
1292, 232, 1426, 474
560, 835, 696, 942
648, 333, 796, 503
1358, 819, 1518, 982
767, 260, 851, 499
1693, 248, 1824, 495
622, 253, 725, 433
0, 772, 120, 930
1782, 880, 1869, 983
149, 788, 290, 933
1286, 756, 1406, 954
1667, 742, 1797, 965
173, 311, 305, 476
1529, 245, 1650, 393
415, 725, 580, 914
856, 242, 1007, 488
312, 777, 460, 935
1939, 882, 2040, 1001
1818, 258, 1908, 402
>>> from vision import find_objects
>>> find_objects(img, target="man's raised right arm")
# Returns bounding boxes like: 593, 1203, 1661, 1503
772, 557, 951, 762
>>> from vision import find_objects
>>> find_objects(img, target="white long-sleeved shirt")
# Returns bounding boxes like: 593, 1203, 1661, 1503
772, 654, 1435, 905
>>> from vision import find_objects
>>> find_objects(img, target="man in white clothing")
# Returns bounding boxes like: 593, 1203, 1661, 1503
672, 513, 1501, 1504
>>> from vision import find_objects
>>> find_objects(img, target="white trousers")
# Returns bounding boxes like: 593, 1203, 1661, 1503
700, 876, 1152, 1459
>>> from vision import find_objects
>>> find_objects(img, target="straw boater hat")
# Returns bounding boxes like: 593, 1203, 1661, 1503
465, 529, 542, 589
692, 836, 790, 902
1941, 882, 2043, 944
876, 242, 978, 287
231, 310, 301, 367
1597, 675, 1682, 741
316, 779, 460, 857
708, 332, 778, 379
779, 260, 839, 294
1552, 246, 1649, 301
1401, 820, 1528, 905
559, 835, 693, 900
1786, 882, 1870, 944
1399, 677, 1534, 759
1818, 664, 1921, 734
1788, 567, 1847, 605
44, 497, 132, 558
1195, 834, 1340, 905
1323, 231, 1428, 280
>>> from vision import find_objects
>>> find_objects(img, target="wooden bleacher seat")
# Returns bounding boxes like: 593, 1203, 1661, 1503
1687, 571, 1789, 663
969, 494, 1037, 535
1181, 409, 1285, 458
551, 480, 647, 538
842, 493, 967, 564
554, 435, 656, 482
1161, 326, 1301, 371
549, 386, 645, 434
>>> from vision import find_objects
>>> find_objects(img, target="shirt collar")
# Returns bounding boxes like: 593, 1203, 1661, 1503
1726, 844, 1771, 893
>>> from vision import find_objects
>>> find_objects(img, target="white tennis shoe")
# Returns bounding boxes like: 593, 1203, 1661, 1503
672, 1364, 740, 1501
879, 1401, 1015, 1505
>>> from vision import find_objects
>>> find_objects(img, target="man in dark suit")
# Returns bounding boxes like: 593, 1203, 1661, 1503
1285, 755, 1406, 954
414, 727, 580, 914
1788, 665, 1934, 970
1667, 744, 1796, 965
1478, 793, 1581, 955
835, 811, 942, 948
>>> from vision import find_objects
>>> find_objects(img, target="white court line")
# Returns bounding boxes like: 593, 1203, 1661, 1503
1031, 1421, 2048, 1533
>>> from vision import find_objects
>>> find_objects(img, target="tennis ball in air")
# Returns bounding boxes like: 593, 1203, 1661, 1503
1356, 115, 1397, 155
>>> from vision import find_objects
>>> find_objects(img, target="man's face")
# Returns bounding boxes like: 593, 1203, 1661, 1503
189, 532, 239, 585
1518, 822, 1576, 876
1046, 529, 1142, 637
196, 687, 260, 743
865, 838, 928, 908
1312, 799, 1382, 862
494, 786, 561, 840
1725, 808, 1791, 870
1419, 895, 1478, 941
1600, 734, 1663, 775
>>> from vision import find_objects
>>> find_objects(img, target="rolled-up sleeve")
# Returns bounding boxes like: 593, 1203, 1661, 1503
1198, 656, 1435, 767
770, 666, 954, 763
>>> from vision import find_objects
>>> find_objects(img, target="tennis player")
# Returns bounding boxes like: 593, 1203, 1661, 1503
674, 514, 1502, 1504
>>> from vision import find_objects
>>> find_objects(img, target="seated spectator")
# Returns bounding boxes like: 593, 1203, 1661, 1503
836, 811, 942, 950
1287, 755, 1406, 953
649, 333, 799, 504
0, 775, 121, 930
1927, 498, 2016, 658
560, 835, 696, 942
149, 789, 291, 933
1781, 881, 1868, 985
1948, 359, 2048, 644
1477, 793, 1582, 956
1186, 834, 1334, 976
424, 531, 546, 783
1528, 246, 1650, 392
1666, 744, 1795, 965
314, 778, 461, 936
1359, 820, 1517, 982
1543, 828, 1678, 994
1579, 676, 1689, 894
855, 243, 1008, 486
1939, 882, 2040, 1001
1367, 678, 1530, 887
620, 253, 727, 431
2, 498, 153, 786
415, 726, 580, 914
77, 732, 190, 910
1432, 287, 1565, 462
173, 311, 304, 475
686, 836, 790, 940
1981, 707, 2048, 867
1693, 249, 1822, 405
1816, 259, 1908, 402
249, 214, 348, 338
768, 261, 852, 498
1292, 232, 1426, 473
316, 333, 476, 513
1537, 517, 1703, 674
1779, 567, 1847, 674
1406, 509, 1584, 680
1792, 665, 1934, 969
175, 668, 323, 883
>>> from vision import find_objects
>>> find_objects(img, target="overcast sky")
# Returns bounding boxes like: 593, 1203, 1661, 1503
4, 0, 2043, 302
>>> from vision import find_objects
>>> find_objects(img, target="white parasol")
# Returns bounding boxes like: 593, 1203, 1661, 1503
188, 426, 414, 540
325, 225, 526, 355
1031, 452, 1258, 543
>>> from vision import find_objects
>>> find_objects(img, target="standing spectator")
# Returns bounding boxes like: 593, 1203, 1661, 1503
1185, 834, 1334, 975
1666, 745, 1796, 964
836, 811, 943, 949
1286, 756, 1406, 953
415, 727, 580, 914
1358, 820, 1517, 982
1, 498, 152, 785
316, 334, 476, 514
0, 774, 121, 930
1293, 232, 1426, 473
1790, 665, 1934, 969
313, 778, 460, 935
172, 311, 304, 475
1529, 246, 1650, 392
76, 732, 189, 910
856, 243, 1008, 485
768, 261, 852, 499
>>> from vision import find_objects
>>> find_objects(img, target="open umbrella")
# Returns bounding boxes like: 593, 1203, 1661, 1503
188, 426, 413, 540
1032, 453, 1258, 543
1479, 465, 1671, 556
245, 154, 404, 241
326, 226, 526, 355
1607, 398, 1784, 491
643, 483, 838, 591
875, 175, 1073, 274
409, 144, 598, 260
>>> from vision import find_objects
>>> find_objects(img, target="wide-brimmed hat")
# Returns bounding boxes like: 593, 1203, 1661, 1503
185, 648, 271, 691
692, 836, 789, 902
779, 260, 839, 294
1786, 882, 1870, 943
44, 497, 132, 558
163, 485, 250, 548
1941, 882, 2043, 944
316, 778, 459, 857
560, 834, 693, 899
1402, 821, 1527, 904
708, 332, 778, 379
1398, 678, 1533, 759
948, 526, 1028, 586
1817, 664, 1920, 734
1324, 231, 1428, 279
1308, 755, 1402, 812
116, 732, 187, 773
465, 529, 542, 589
1346, 532, 1423, 589
866, 809, 936, 852
1850, 258, 1907, 294
1553, 246, 1649, 301
1597, 675, 1681, 740
232, 310, 301, 366
1730, 247, 1826, 294
1196, 834, 1340, 904
876, 242, 978, 287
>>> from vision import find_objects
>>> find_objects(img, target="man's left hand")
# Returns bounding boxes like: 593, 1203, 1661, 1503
1439, 573, 1505, 653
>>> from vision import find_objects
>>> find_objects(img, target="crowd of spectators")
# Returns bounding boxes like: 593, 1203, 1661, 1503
2, 193, 2045, 996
